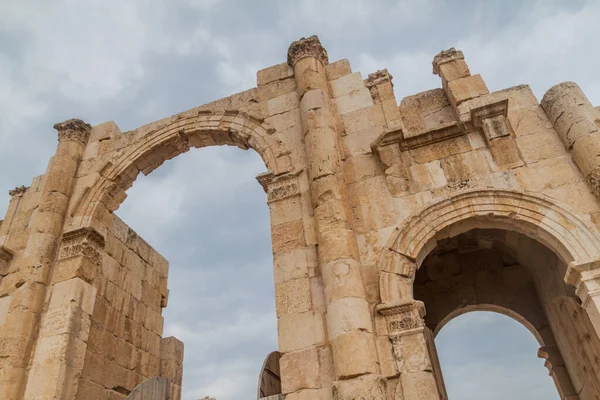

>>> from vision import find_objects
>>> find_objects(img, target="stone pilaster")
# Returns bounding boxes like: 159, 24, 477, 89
0, 119, 92, 400
542, 82, 600, 200
565, 259, 600, 335
378, 301, 442, 400
287, 35, 383, 399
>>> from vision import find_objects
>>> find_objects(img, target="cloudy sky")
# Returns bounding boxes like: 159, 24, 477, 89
1, 0, 598, 398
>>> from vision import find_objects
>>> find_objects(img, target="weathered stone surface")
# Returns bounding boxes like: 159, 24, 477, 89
4, 37, 600, 400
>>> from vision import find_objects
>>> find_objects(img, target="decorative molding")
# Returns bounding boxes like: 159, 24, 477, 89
565, 259, 600, 307
54, 118, 92, 144
256, 170, 301, 202
287, 35, 329, 67
471, 99, 511, 141
378, 300, 426, 335
8, 185, 28, 197
432, 47, 465, 75
59, 227, 105, 265
365, 69, 393, 88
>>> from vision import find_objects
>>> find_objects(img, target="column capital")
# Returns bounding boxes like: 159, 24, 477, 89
53, 118, 92, 144
287, 35, 329, 68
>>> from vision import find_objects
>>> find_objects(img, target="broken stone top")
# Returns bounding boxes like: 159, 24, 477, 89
53, 118, 92, 144
287, 35, 329, 67
432, 47, 465, 75
8, 185, 27, 197
365, 69, 394, 88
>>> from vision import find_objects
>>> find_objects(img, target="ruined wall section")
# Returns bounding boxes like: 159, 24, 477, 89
76, 214, 181, 400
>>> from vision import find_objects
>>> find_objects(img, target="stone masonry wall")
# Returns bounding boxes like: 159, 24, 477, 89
2, 36, 600, 400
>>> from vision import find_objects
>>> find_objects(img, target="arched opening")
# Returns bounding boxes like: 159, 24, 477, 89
435, 311, 557, 400
413, 228, 600, 400
115, 146, 276, 399
68, 110, 297, 400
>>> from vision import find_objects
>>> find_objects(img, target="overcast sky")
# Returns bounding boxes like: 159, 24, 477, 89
2, 0, 598, 399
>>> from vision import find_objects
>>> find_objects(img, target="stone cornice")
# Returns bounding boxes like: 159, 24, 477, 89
54, 118, 92, 144
256, 170, 302, 202
287, 35, 329, 67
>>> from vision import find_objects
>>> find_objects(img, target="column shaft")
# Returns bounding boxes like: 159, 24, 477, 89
288, 36, 382, 396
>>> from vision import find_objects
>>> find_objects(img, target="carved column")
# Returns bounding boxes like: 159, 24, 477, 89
538, 345, 579, 400
0, 119, 92, 400
541, 82, 600, 199
288, 36, 383, 398
378, 301, 442, 400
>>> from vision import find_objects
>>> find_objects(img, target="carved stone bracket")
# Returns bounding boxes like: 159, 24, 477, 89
377, 300, 426, 336
287, 35, 329, 67
54, 118, 92, 145
471, 99, 511, 142
256, 170, 302, 202
59, 227, 106, 266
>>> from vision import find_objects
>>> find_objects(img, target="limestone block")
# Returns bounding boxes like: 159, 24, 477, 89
24, 363, 80, 400
273, 246, 317, 284
447, 74, 489, 108
322, 259, 366, 302
341, 105, 386, 135
286, 387, 333, 400
408, 135, 471, 164
546, 181, 599, 214
275, 278, 312, 316
343, 154, 382, 184
258, 77, 297, 102
440, 149, 491, 183
409, 160, 447, 192
268, 92, 300, 117
347, 176, 390, 206
341, 125, 384, 158
318, 228, 360, 264
280, 347, 321, 393
400, 370, 441, 400
52, 255, 97, 284
352, 199, 398, 233
257, 62, 294, 86
332, 372, 386, 399
438, 59, 470, 82
514, 156, 579, 192
516, 129, 565, 164
330, 72, 365, 98
310, 276, 326, 314
335, 88, 374, 115
269, 196, 303, 226
330, 331, 380, 378
572, 131, 600, 174
325, 59, 352, 81
278, 312, 326, 352
271, 219, 306, 254
326, 297, 373, 341
50, 278, 96, 315
376, 335, 398, 378
10, 281, 46, 313
489, 137, 524, 170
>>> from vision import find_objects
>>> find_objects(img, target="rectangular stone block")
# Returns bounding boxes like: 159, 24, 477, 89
271, 219, 306, 254
257, 62, 294, 86
280, 347, 321, 393
275, 278, 312, 316
326, 59, 352, 81
278, 312, 326, 352
447, 74, 489, 108
50, 278, 96, 315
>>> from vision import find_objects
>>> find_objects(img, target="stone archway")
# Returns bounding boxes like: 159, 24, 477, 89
378, 189, 600, 400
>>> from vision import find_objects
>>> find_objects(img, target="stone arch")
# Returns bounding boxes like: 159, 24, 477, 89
433, 304, 545, 345
70, 110, 294, 229
384, 189, 600, 269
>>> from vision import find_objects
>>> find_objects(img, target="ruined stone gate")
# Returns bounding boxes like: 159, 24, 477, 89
1, 35, 600, 400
